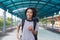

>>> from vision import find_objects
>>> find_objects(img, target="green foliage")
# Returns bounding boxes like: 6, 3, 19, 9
39, 18, 46, 24
0, 17, 14, 28
0, 18, 4, 28
39, 17, 51, 24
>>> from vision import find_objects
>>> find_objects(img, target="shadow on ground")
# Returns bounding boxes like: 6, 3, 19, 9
0, 28, 16, 40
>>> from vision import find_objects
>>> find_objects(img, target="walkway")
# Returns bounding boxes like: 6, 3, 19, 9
0, 27, 60, 40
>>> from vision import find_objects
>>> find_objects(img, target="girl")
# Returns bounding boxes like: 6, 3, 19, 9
17, 8, 39, 40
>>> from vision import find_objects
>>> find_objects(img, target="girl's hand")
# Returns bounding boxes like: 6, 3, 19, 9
17, 33, 20, 40
28, 26, 37, 35
28, 26, 33, 31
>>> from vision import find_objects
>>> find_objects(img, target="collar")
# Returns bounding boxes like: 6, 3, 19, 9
26, 19, 33, 22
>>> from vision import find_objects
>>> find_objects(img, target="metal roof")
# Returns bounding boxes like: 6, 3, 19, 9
0, 0, 60, 18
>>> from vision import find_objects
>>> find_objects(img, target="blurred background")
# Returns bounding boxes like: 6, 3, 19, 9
0, 0, 60, 40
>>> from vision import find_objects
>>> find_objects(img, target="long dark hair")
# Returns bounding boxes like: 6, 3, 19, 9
25, 8, 37, 18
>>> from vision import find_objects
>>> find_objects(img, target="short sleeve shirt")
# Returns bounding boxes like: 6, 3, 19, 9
18, 19, 39, 40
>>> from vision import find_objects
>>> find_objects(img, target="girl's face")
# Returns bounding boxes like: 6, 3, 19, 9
26, 9, 33, 19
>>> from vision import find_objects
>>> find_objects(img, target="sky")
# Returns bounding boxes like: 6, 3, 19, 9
0, 8, 21, 21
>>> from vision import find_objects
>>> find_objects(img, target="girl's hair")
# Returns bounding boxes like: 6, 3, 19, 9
25, 8, 37, 18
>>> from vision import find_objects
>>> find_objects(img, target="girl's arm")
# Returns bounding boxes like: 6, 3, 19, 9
16, 25, 20, 40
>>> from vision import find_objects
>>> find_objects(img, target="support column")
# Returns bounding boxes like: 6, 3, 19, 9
3, 11, 6, 32
46, 17, 48, 27
52, 16, 54, 28
15, 16, 16, 26
10, 14, 13, 28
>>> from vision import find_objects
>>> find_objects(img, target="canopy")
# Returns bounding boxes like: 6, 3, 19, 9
0, 0, 60, 18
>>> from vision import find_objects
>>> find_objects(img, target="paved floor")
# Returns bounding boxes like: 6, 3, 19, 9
0, 27, 60, 40
38, 27, 60, 40
0, 29, 17, 40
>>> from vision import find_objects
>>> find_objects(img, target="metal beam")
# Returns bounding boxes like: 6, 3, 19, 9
0, 2, 7, 11
35, 0, 41, 8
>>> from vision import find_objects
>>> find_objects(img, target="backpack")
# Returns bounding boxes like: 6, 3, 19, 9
22, 19, 38, 40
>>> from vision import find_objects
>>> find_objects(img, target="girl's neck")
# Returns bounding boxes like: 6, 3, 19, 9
27, 18, 32, 20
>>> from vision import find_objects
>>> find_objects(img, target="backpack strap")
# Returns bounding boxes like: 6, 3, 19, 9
33, 19, 38, 40
33, 20, 37, 30
22, 19, 25, 31
33, 18, 39, 30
